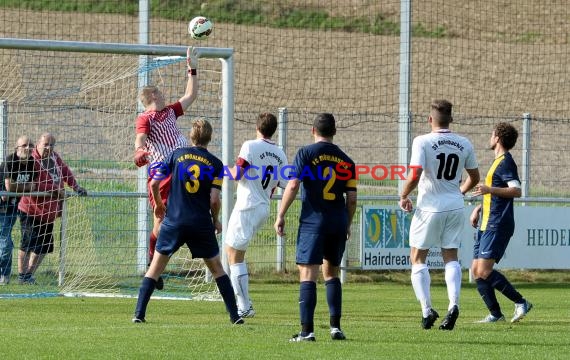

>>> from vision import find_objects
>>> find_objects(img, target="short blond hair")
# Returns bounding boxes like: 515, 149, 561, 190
139, 86, 158, 107
190, 119, 213, 146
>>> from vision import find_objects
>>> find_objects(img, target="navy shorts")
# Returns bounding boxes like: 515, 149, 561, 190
156, 222, 219, 259
473, 228, 514, 263
296, 230, 347, 266
19, 214, 55, 254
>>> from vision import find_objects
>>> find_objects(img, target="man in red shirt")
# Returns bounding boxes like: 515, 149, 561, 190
18, 133, 87, 284
133, 47, 199, 278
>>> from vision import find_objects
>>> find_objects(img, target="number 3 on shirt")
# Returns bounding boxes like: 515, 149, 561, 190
322, 167, 336, 200
185, 164, 201, 193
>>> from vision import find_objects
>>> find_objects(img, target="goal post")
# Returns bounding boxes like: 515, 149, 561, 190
0, 37, 234, 300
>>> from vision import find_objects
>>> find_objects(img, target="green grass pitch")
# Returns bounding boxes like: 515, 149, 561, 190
1, 282, 569, 359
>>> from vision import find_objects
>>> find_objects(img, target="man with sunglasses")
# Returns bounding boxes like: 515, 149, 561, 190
0, 136, 37, 285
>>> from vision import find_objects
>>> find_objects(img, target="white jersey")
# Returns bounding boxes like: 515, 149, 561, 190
410, 130, 478, 212
233, 139, 288, 210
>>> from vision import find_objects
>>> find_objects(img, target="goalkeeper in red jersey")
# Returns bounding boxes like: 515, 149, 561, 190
133, 47, 199, 278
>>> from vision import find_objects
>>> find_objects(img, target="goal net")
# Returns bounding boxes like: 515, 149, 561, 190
0, 42, 231, 300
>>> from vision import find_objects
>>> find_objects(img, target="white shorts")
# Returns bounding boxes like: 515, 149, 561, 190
409, 208, 464, 250
224, 206, 270, 251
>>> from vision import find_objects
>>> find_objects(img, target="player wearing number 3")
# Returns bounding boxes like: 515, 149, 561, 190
275, 113, 357, 342
399, 100, 480, 330
133, 119, 243, 325
224, 113, 288, 318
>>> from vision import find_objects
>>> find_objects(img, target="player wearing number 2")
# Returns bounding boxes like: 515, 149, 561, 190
275, 113, 357, 342
399, 100, 480, 331
224, 112, 288, 318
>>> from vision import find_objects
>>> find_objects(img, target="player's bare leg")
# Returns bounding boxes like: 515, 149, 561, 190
148, 213, 164, 290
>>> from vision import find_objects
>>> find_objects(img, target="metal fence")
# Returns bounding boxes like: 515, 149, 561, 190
1, 1, 570, 275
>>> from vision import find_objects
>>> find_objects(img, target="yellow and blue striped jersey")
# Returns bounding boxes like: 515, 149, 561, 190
480, 152, 519, 231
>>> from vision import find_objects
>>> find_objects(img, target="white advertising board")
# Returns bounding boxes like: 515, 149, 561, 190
360, 205, 570, 270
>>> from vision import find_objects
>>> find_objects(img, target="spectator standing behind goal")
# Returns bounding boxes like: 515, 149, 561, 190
18, 133, 87, 284
133, 47, 199, 280
224, 112, 289, 318
399, 100, 479, 330
0, 136, 37, 285
133, 119, 243, 325
470, 122, 533, 323
274, 113, 357, 342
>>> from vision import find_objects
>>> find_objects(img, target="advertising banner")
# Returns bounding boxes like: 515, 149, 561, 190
360, 205, 570, 270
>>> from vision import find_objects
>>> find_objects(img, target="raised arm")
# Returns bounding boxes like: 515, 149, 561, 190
179, 47, 199, 110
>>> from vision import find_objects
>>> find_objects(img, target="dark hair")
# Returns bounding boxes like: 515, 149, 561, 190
256, 112, 277, 138
430, 99, 453, 126
494, 122, 518, 150
313, 113, 336, 137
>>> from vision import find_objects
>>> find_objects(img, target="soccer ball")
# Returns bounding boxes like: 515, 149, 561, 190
188, 16, 213, 40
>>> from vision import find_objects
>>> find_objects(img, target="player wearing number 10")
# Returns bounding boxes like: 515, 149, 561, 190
224, 112, 288, 318
399, 100, 480, 331
275, 113, 357, 342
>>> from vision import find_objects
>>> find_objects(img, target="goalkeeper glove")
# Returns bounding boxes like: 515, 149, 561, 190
187, 46, 198, 74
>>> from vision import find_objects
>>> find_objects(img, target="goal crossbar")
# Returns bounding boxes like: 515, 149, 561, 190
0, 37, 232, 59
0, 37, 235, 300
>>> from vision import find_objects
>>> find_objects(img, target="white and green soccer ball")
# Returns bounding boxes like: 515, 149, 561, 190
188, 16, 213, 40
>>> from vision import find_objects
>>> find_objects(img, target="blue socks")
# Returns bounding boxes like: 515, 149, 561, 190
326, 278, 342, 329
134, 276, 157, 319
299, 281, 317, 335
215, 274, 240, 321
476, 270, 524, 318
487, 270, 524, 304
476, 278, 502, 317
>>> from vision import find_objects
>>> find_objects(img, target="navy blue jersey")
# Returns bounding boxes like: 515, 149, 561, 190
480, 152, 519, 231
161, 146, 223, 230
292, 141, 357, 233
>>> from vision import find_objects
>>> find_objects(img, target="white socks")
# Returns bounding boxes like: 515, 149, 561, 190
444, 260, 461, 310
411, 263, 431, 317
230, 262, 249, 311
